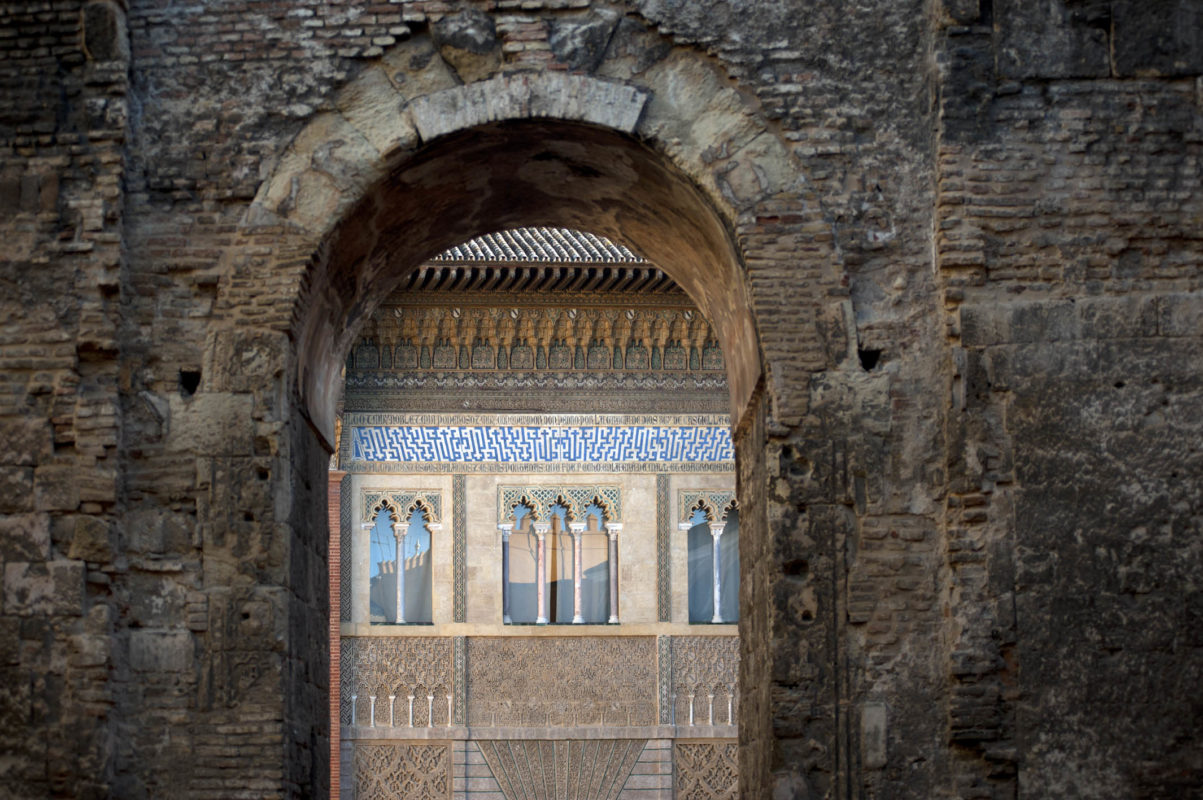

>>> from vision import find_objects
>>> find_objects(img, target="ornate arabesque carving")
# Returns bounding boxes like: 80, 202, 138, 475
675, 742, 738, 800
498, 484, 622, 524
341, 638, 453, 727
678, 490, 737, 525
466, 638, 656, 727
671, 637, 739, 725
361, 488, 443, 525
353, 743, 450, 800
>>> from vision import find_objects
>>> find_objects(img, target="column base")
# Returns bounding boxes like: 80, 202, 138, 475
608, 615, 620, 624
572, 615, 585, 624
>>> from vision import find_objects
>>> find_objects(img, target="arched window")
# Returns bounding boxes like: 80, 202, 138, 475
367, 503, 434, 625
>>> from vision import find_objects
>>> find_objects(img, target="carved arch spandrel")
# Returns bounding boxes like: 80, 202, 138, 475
360, 488, 443, 526
678, 489, 738, 526
498, 484, 622, 524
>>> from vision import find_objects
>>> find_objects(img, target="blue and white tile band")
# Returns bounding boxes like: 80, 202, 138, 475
351, 425, 734, 463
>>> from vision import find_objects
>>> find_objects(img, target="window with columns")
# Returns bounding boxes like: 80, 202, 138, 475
500, 495, 621, 625
683, 501, 740, 624
366, 501, 437, 625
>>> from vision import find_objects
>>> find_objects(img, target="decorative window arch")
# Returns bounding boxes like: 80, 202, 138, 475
498, 485, 621, 625
361, 490, 442, 625
679, 490, 740, 624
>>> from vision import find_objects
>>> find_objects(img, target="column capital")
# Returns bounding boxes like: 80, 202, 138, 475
426, 523, 443, 532
533, 522, 551, 536
568, 522, 587, 535
708, 522, 725, 538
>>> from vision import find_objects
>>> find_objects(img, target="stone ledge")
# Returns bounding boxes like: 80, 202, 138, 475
344, 724, 737, 741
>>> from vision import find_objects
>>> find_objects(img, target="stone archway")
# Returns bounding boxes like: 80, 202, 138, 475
208, 30, 842, 798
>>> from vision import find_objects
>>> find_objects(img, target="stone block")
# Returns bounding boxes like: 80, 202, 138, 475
379, 36, 460, 100
995, 0, 1110, 79
1112, 0, 1203, 77
432, 9, 501, 84
168, 392, 255, 457
548, 8, 620, 72
3, 561, 84, 617
205, 329, 289, 394
0, 417, 52, 467
409, 73, 649, 142
69, 632, 110, 668
68, 515, 113, 562
0, 514, 49, 561
334, 66, 418, 160
861, 702, 887, 769
33, 465, 80, 512
0, 467, 34, 514
124, 508, 193, 557
0, 618, 17, 665
129, 629, 193, 674
1158, 292, 1203, 338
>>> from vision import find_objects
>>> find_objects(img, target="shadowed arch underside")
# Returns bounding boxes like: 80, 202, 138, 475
292, 119, 762, 443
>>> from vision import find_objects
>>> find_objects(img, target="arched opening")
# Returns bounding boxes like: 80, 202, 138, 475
284, 114, 775, 797
292, 119, 761, 447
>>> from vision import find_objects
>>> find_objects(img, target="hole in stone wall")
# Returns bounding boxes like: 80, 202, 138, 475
858, 348, 882, 371
783, 558, 808, 576
179, 369, 201, 397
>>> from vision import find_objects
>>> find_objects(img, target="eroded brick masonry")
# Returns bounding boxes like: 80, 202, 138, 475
0, 1, 1200, 798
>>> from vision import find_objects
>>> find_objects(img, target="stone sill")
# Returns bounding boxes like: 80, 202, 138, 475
340, 622, 739, 637
343, 724, 737, 741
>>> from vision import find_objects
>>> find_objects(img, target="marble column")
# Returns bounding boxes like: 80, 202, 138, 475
499, 524, 513, 624
534, 522, 550, 624
709, 521, 725, 624
570, 522, 586, 624
393, 522, 407, 624
605, 523, 622, 624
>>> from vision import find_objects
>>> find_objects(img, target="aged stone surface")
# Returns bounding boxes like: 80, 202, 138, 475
1, 0, 1201, 798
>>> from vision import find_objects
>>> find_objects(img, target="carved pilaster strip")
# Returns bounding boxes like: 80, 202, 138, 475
658, 634, 673, 725
453, 636, 466, 726
453, 474, 466, 623
657, 473, 670, 622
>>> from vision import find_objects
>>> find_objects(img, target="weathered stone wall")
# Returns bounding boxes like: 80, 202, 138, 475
1, 1, 1200, 798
